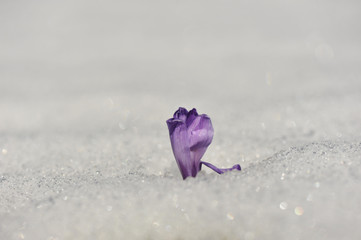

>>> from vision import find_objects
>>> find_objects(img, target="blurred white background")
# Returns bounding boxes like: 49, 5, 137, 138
1, 0, 360, 133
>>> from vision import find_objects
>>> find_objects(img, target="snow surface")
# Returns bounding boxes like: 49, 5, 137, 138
1, 0, 361, 239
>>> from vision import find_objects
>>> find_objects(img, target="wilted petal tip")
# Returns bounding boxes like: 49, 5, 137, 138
233, 164, 241, 171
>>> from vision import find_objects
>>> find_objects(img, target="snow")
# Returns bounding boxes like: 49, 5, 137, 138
1, 0, 361, 239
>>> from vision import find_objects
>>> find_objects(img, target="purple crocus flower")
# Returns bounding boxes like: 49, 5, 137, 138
166, 107, 241, 179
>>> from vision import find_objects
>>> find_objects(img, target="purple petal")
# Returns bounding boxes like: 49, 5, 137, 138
173, 107, 188, 122
188, 115, 214, 150
201, 161, 241, 174
166, 118, 183, 136
167, 120, 197, 179
187, 115, 214, 173
186, 108, 198, 127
